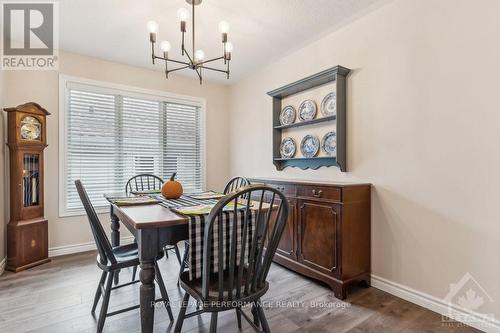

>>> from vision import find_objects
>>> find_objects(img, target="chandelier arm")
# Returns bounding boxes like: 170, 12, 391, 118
195, 67, 202, 84
154, 56, 190, 66
199, 65, 228, 74
183, 49, 194, 66
195, 67, 202, 79
167, 65, 191, 74
197, 56, 225, 66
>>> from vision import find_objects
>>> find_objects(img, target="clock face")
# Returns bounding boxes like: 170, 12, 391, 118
20, 116, 41, 141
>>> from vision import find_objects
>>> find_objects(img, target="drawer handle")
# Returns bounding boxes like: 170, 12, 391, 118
312, 189, 323, 198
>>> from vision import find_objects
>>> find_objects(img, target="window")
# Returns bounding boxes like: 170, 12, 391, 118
59, 76, 205, 216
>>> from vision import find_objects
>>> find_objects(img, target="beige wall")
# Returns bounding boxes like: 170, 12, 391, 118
3, 51, 230, 250
229, 0, 500, 319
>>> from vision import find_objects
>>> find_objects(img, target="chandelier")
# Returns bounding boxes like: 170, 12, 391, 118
147, 0, 233, 84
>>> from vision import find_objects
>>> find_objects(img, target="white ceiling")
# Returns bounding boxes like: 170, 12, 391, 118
59, 0, 386, 84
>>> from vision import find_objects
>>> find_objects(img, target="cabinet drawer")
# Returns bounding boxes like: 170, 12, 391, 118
267, 183, 296, 196
298, 185, 341, 202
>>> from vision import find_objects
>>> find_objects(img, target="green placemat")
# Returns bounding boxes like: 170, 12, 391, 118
109, 196, 158, 206
130, 189, 161, 195
172, 202, 248, 216
185, 191, 225, 200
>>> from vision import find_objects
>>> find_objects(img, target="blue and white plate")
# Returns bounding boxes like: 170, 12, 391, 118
300, 135, 320, 158
321, 92, 336, 117
298, 100, 317, 121
280, 137, 296, 158
322, 131, 337, 156
279, 105, 296, 126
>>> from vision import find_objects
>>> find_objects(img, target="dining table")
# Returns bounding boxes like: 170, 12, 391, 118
104, 192, 273, 333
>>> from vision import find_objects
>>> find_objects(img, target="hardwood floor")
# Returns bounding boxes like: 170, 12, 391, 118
0, 251, 480, 333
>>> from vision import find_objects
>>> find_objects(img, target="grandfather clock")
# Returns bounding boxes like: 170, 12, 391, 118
4, 102, 50, 272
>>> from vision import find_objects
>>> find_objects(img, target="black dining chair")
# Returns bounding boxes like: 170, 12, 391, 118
125, 174, 183, 279
174, 184, 289, 333
75, 180, 174, 333
223, 176, 251, 194
176, 176, 251, 285
125, 173, 164, 194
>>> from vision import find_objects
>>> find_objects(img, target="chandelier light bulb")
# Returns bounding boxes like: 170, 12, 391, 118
147, 20, 159, 33
218, 21, 230, 34
195, 49, 205, 61
160, 41, 171, 52
225, 42, 234, 53
177, 8, 189, 22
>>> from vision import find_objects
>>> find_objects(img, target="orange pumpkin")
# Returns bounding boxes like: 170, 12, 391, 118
161, 172, 183, 199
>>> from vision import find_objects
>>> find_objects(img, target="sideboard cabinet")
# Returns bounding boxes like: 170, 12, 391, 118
250, 178, 371, 299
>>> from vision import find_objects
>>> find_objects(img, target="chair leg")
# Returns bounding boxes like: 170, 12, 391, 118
236, 308, 242, 330
178, 242, 189, 286
97, 271, 114, 333
209, 312, 218, 333
174, 244, 182, 265
255, 301, 270, 333
91, 271, 107, 314
251, 303, 260, 328
174, 292, 190, 333
132, 265, 138, 282
154, 263, 174, 321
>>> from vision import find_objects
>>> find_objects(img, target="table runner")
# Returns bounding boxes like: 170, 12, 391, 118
152, 194, 219, 209
188, 209, 257, 280
149, 194, 258, 280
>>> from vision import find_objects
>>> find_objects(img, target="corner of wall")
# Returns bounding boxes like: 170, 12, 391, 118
0, 70, 7, 275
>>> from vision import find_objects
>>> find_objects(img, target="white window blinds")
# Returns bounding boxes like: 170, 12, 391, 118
62, 82, 204, 214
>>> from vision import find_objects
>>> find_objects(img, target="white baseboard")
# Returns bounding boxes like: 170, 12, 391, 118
48, 236, 135, 257
0, 257, 6, 276
371, 274, 500, 333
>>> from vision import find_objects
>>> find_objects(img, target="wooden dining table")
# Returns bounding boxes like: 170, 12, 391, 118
105, 192, 275, 332
105, 193, 191, 333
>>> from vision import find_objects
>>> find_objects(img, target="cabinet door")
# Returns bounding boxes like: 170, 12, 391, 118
268, 198, 296, 260
298, 200, 340, 275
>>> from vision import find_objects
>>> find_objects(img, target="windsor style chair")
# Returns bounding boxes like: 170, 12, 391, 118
223, 176, 251, 194
75, 180, 174, 333
176, 176, 252, 285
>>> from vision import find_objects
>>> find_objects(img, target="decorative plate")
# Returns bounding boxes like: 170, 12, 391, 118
298, 100, 317, 121
300, 135, 320, 158
280, 137, 296, 158
321, 92, 337, 117
322, 131, 337, 156
279, 105, 296, 126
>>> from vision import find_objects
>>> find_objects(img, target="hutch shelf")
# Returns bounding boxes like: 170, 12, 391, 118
268, 65, 350, 171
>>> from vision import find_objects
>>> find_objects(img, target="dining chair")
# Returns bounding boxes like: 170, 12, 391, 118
223, 176, 251, 194
125, 174, 183, 279
176, 176, 252, 285
174, 184, 289, 333
75, 180, 174, 333
125, 173, 164, 194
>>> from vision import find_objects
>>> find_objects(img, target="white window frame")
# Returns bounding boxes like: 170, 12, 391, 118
58, 74, 207, 217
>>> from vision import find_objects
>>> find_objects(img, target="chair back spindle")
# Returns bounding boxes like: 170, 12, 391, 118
201, 185, 289, 303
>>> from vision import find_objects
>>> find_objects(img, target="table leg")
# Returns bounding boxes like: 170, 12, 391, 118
138, 229, 158, 333
110, 205, 120, 285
